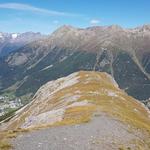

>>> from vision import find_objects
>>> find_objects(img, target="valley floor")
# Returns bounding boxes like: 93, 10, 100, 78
11, 114, 149, 150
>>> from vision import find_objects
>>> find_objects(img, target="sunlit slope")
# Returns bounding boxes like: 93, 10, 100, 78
3, 71, 150, 132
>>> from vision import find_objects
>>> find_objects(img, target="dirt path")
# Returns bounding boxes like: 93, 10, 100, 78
11, 115, 148, 150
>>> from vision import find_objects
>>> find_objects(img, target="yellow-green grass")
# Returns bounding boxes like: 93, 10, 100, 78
50, 71, 150, 132
0, 128, 30, 150
0, 131, 15, 150
54, 105, 96, 126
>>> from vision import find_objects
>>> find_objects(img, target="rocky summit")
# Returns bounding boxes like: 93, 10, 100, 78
0, 71, 150, 149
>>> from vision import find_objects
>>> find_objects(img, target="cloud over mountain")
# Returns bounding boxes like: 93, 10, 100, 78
0, 3, 80, 17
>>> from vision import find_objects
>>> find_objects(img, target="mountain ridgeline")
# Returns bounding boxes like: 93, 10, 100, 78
0, 25, 150, 101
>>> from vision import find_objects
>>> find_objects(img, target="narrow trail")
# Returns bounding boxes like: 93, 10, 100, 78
11, 115, 148, 150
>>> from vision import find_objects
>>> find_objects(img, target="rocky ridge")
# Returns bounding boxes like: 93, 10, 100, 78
0, 71, 150, 150
1, 71, 150, 130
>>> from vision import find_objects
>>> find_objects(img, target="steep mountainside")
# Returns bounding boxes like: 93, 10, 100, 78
1, 71, 150, 149
0, 32, 45, 57
0, 25, 150, 101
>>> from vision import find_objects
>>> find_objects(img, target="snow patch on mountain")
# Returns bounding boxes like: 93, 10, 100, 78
11, 33, 18, 39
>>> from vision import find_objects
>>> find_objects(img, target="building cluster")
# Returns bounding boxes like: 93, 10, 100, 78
0, 96, 23, 116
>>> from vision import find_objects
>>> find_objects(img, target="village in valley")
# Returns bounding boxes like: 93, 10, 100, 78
0, 95, 23, 117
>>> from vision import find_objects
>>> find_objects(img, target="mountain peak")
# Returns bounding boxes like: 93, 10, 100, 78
61, 25, 75, 29
107, 25, 123, 31
50, 25, 83, 44
54, 25, 76, 32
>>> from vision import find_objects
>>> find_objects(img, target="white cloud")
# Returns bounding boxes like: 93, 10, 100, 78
90, 19, 100, 25
53, 20, 59, 24
0, 3, 80, 17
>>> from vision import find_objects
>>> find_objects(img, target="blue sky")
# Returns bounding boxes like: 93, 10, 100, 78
0, 0, 150, 34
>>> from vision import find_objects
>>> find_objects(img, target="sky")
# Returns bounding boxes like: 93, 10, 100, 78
0, 0, 150, 34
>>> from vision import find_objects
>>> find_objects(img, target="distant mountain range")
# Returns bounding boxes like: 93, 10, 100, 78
0, 32, 46, 57
0, 25, 150, 102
